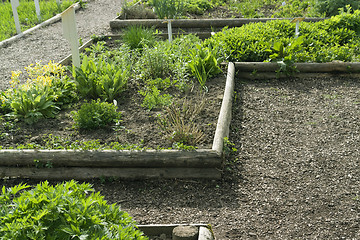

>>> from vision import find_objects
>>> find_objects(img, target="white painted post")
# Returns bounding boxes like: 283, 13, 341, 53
290, 17, 305, 38
34, 0, 42, 22
61, 5, 80, 68
56, 0, 61, 11
10, 0, 21, 34
167, 20, 173, 43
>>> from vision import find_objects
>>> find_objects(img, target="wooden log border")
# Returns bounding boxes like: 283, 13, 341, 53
137, 224, 214, 240
109, 17, 325, 31
233, 62, 360, 79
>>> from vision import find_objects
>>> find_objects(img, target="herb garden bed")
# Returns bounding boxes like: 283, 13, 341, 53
0, 34, 236, 180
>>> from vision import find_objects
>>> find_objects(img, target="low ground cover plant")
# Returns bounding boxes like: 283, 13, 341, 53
0, 0, 81, 41
0, 180, 148, 239
206, 9, 360, 63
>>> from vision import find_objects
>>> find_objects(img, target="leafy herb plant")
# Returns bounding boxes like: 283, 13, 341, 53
0, 180, 148, 239
72, 99, 121, 130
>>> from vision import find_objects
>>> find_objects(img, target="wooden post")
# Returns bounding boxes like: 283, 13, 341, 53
291, 17, 305, 38
61, 5, 80, 68
11, 0, 21, 34
34, 0, 42, 22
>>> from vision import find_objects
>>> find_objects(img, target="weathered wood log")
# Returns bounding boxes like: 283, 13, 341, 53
138, 224, 209, 238
110, 18, 326, 30
0, 149, 221, 168
0, 167, 221, 180
198, 227, 214, 240
234, 62, 360, 73
212, 62, 235, 154
172, 225, 198, 240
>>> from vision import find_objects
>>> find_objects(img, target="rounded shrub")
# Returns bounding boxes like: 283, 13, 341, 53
72, 99, 121, 130
0, 180, 148, 240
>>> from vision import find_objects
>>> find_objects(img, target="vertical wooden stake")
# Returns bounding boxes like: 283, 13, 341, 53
61, 5, 80, 68
56, 0, 61, 11
167, 20, 172, 43
10, 0, 21, 34
290, 17, 305, 38
34, 0, 42, 22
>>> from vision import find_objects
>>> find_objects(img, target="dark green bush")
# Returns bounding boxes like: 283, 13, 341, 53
72, 99, 121, 130
0, 180, 148, 240
314, 0, 360, 17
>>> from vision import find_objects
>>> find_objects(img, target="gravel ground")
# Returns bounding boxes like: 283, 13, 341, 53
0, 0, 121, 90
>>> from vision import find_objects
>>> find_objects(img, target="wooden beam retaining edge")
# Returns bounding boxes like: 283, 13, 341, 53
234, 62, 360, 73
138, 224, 214, 240
110, 17, 325, 30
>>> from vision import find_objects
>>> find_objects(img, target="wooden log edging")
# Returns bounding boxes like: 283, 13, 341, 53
0, 149, 220, 168
110, 17, 325, 30
234, 62, 360, 73
137, 224, 214, 240
212, 62, 235, 154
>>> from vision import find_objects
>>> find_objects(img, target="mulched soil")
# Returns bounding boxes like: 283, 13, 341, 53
1, 1, 360, 239
1, 74, 359, 239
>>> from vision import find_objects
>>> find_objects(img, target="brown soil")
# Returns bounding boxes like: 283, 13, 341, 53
2, 73, 360, 239
0, 74, 225, 150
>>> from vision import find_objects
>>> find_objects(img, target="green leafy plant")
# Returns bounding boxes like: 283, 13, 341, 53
183, 0, 212, 15
72, 99, 121, 130
1, 61, 75, 124
151, 0, 184, 19
158, 98, 205, 146
72, 55, 128, 102
0, 180, 148, 239
139, 86, 172, 111
207, 12, 360, 63
122, 25, 157, 50
188, 45, 222, 91
314, 1, 360, 17
267, 36, 305, 75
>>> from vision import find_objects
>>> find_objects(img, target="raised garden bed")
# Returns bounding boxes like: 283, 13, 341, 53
0, 35, 236, 180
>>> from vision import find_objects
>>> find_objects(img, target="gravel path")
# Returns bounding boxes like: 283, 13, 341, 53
0, 0, 122, 90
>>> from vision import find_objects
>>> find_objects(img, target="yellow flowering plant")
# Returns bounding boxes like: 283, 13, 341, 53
1, 61, 77, 124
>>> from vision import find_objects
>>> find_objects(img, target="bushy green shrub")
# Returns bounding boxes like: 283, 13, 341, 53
72, 99, 121, 130
314, 0, 360, 17
206, 10, 360, 63
139, 86, 172, 110
0, 180, 148, 240
183, 0, 212, 15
